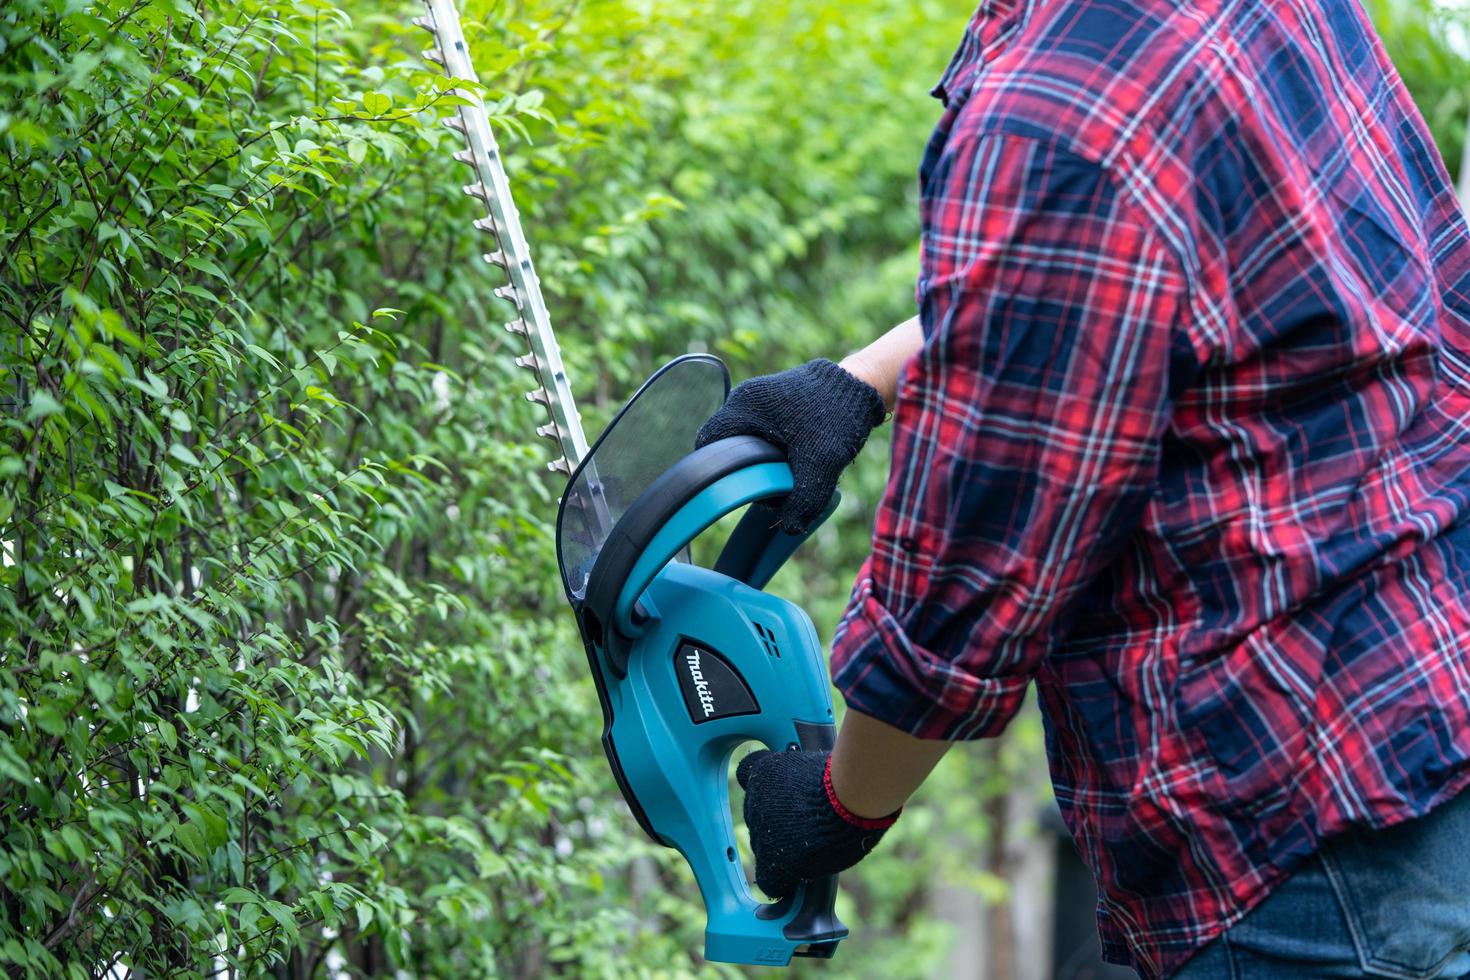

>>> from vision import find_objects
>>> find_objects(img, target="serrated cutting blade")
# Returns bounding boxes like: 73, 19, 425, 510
418, 0, 588, 474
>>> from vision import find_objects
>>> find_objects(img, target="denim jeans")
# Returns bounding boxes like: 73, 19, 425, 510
1173, 788, 1470, 979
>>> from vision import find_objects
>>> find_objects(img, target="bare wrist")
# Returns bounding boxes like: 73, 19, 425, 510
829, 708, 953, 818
837, 351, 878, 390
823, 756, 901, 827
829, 750, 901, 820
839, 314, 923, 412
837, 353, 892, 413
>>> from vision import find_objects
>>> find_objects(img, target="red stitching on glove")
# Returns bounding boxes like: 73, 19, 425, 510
823, 755, 901, 830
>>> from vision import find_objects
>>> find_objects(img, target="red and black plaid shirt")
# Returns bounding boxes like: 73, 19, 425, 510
830, 0, 1470, 974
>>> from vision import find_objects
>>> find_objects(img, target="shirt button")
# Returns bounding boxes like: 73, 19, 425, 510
899, 537, 919, 553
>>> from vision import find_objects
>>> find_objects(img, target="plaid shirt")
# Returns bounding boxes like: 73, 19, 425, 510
829, 0, 1470, 974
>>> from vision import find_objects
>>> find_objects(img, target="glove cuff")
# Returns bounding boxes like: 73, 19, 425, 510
822, 755, 901, 830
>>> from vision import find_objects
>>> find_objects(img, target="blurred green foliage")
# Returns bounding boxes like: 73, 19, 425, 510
1369, 0, 1470, 181
1, 0, 1466, 977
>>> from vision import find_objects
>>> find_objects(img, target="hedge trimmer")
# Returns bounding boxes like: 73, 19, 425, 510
417, 2, 849, 964
416, 0, 585, 476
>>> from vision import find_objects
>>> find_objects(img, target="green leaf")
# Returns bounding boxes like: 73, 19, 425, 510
30, 706, 66, 738
245, 344, 282, 370
172, 820, 207, 859
263, 900, 298, 945
168, 443, 202, 467
0, 742, 32, 785
59, 827, 89, 864
25, 391, 64, 422
477, 850, 509, 878
184, 255, 230, 282
122, 370, 169, 401
85, 673, 114, 705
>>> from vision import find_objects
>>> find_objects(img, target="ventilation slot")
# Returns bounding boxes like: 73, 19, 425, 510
753, 622, 781, 658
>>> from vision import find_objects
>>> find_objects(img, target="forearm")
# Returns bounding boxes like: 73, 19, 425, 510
828, 707, 952, 818
838, 316, 923, 412
822, 318, 939, 817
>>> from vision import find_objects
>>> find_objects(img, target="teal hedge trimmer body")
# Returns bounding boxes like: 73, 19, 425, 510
556, 357, 848, 965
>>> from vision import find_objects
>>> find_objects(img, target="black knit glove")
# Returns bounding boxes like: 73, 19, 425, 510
695, 359, 886, 535
736, 749, 899, 898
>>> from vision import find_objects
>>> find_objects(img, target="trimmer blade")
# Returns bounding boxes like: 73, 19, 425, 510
417, 0, 591, 471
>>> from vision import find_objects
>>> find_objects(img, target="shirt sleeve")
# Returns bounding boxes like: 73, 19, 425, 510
831, 131, 1191, 740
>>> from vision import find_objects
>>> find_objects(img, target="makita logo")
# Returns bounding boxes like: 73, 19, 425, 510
685, 648, 716, 718
674, 642, 757, 724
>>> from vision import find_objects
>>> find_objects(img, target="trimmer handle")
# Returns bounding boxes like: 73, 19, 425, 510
712, 492, 840, 591
744, 719, 845, 961
581, 436, 837, 676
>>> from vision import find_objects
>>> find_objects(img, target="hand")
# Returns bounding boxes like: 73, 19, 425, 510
736, 748, 899, 898
695, 359, 886, 535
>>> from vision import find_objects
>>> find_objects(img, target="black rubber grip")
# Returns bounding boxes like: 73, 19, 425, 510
754, 720, 846, 948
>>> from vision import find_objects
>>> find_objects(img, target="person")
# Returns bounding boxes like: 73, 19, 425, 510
692, 0, 1470, 977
